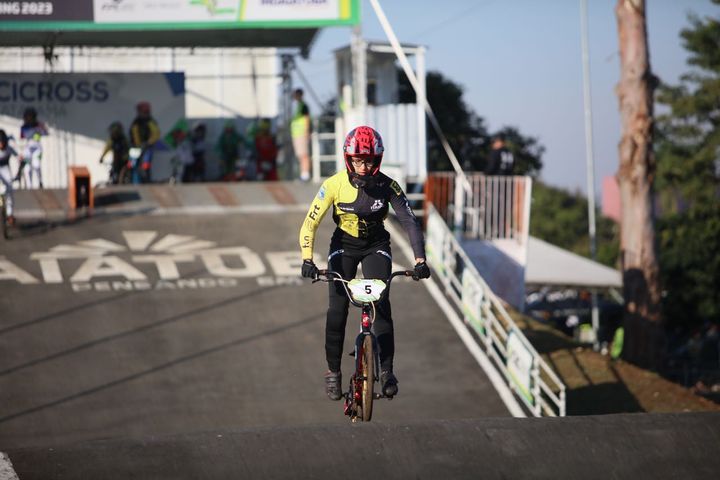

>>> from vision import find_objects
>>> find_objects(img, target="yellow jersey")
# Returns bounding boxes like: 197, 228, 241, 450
299, 171, 425, 260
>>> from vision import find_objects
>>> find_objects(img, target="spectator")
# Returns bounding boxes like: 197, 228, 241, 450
99, 121, 129, 185
165, 122, 193, 184
129, 101, 161, 183
18, 107, 48, 189
216, 120, 243, 181
485, 134, 514, 176
241, 120, 259, 181
291, 88, 311, 181
188, 122, 207, 182
255, 118, 278, 181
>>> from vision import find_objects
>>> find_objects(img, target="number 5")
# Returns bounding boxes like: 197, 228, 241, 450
365, 284, 372, 294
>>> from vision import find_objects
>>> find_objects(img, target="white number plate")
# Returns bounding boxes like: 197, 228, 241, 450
347, 279, 387, 303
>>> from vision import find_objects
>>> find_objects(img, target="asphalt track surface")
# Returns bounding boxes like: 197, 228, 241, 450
1, 184, 718, 479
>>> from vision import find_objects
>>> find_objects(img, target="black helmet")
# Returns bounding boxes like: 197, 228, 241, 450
23, 107, 37, 120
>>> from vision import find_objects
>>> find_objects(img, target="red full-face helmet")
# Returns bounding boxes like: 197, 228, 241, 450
343, 126, 384, 180
136, 101, 151, 116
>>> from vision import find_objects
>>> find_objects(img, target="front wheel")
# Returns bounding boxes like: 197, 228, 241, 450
1, 196, 8, 240
117, 165, 133, 185
360, 335, 374, 422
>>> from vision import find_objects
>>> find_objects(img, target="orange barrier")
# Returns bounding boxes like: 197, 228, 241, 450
68, 166, 93, 209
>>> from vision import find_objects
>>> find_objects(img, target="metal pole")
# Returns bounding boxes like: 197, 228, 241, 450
580, 0, 600, 350
368, 0, 470, 195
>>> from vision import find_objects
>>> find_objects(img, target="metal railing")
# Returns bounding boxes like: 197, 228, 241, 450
425, 172, 532, 243
426, 203, 566, 417
311, 116, 340, 183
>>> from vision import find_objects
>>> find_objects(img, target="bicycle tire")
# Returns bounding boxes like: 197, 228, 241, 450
118, 166, 133, 185
1, 196, 8, 240
361, 335, 374, 422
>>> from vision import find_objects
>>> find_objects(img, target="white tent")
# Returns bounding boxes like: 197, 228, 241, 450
525, 236, 621, 289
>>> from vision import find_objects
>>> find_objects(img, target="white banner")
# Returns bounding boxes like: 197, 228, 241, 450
242, 0, 343, 21
92, 0, 354, 24
461, 268, 484, 334
506, 330, 534, 404
425, 211, 446, 270
0, 72, 185, 187
94, 0, 240, 23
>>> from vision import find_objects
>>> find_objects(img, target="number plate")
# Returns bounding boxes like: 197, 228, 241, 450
347, 279, 387, 303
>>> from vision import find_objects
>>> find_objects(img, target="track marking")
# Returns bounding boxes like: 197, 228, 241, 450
0, 453, 19, 480
148, 185, 182, 207
207, 185, 239, 206
386, 221, 526, 418
265, 184, 296, 205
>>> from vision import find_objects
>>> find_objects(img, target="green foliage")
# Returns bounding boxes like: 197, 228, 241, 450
530, 181, 619, 268
655, 2, 720, 327
398, 69, 543, 176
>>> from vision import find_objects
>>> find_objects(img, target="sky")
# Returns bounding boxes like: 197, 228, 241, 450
294, 0, 718, 195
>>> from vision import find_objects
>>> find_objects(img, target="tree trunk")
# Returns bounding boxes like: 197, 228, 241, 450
615, 0, 664, 370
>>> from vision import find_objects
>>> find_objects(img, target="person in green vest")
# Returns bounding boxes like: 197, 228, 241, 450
291, 88, 311, 182
216, 120, 243, 181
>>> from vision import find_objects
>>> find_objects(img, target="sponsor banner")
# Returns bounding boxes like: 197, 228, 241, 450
0, 72, 185, 141
425, 211, 446, 274
0, 0, 359, 29
242, 0, 348, 22
461, 268, 484, 335
506, 330, 534, 405
0, 0, 92, 21
0, 72, 185, 187
94, 0, 241, 23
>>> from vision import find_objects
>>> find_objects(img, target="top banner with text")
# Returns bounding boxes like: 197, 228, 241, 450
0, 0, 359, 29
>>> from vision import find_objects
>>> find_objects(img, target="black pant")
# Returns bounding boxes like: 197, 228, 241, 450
326, 235, 394, 373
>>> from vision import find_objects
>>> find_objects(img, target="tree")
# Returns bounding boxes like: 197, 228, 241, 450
530, 182, 619, 267
655, 1, 720, 329
615, 0, 664, 369
398, 69, 543, 175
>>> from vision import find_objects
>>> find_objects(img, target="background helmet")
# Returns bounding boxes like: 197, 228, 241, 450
342, 126, 384, 177
23, 107, 37, 122
108, 121, 123, 134
136, 101, 151, 115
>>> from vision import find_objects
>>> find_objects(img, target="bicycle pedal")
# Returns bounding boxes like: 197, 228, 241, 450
347, 351, 355, 357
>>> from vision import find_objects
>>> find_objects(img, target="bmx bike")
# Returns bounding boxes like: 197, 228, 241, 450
314, 268, 418, 422
125, 146, 152, 184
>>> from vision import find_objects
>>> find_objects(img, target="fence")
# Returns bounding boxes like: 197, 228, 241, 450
425, 172, 532, 243
425, 203, 566, 417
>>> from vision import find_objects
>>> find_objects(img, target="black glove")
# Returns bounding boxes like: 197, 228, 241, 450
413, 261, 431, 280
301, 259, 319, 279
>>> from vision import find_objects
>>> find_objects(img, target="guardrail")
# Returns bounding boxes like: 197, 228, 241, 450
425, 172, 532, 243
426, 203, 566, 417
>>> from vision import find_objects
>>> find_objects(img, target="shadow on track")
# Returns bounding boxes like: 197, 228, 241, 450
0, 286, 278, 377
0, 312, 323, 425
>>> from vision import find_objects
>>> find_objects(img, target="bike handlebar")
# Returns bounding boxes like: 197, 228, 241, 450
316, 269, 415, 281
313, 269, 418, 308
